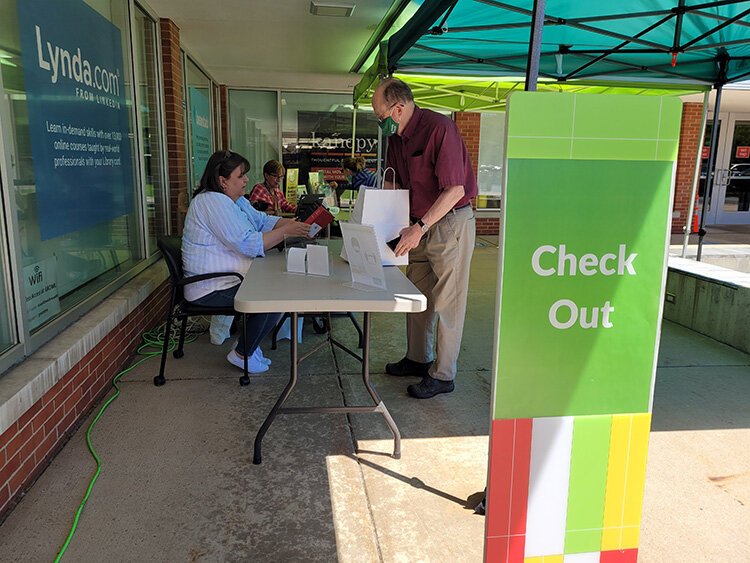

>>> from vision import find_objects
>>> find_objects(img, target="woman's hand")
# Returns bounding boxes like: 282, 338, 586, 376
263, 218, 313, 249
284, 220, 312, 238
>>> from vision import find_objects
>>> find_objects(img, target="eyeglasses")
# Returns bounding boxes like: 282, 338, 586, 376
376, 102, 399, 123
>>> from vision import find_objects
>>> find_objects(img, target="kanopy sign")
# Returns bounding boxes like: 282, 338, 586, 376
486, 93, 680, 561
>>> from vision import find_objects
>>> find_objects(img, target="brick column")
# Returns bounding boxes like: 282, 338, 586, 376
454, 111, 480, 177
159, 19, 187, 235
672, 102, 704, 234
220, 85, 229, 150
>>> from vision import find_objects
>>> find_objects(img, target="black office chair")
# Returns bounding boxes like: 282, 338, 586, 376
155, 236, 248, 386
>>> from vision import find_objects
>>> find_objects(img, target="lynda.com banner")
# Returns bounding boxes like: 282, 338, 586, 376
17, 0, 133, 241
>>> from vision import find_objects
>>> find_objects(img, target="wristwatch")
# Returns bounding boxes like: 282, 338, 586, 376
417, 219, 430, 234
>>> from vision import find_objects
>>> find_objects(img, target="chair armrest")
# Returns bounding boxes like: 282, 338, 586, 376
176, 271, 244, 287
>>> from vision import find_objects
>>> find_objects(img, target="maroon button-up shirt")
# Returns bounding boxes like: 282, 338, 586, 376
385, 106, 478, 218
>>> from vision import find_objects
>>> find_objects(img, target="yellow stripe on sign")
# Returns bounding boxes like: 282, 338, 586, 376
622, 413, 651, 548
601, 413, 652, 550
524, 557, 564, 563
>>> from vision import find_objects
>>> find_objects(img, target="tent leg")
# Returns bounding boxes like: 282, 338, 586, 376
524, 0, 546, 91
681, 91, 710, 258
697, 84, 724, 262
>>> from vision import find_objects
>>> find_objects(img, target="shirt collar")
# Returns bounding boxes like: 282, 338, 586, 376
400, 105, 422, 141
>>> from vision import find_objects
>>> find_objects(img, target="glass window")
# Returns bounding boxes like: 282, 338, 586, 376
699, 120, 719, 211
0, 0, 143, 332
0, 171, 17, 356
184, 57, 213, 193
280, 91, 379, 197
133, 5, 167, 254
228, 89, 279, 181
477, 112, 504, 209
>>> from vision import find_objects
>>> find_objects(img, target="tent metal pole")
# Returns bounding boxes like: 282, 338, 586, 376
524, 0, 546, 91
697, 84, 724, 261
682, 90, 710, 258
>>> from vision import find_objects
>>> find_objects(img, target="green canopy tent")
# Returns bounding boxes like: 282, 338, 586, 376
352, 0, 750, 258
355, 73, 704, 112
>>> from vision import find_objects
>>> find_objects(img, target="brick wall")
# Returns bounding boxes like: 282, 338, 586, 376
454, 112, 480, 177
160, 19, 186, 234
476, 217, 500, 236
673, 102, 704, 234
0, 282, 169, 520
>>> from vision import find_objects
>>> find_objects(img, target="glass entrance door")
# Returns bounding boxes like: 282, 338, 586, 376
701, 112, 750, 225
715, 114, 750, 224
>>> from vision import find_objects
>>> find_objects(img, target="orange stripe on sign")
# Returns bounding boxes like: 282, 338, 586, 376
485, 418, 533, 563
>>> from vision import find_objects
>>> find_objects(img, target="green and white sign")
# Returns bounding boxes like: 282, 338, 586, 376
495, 92, 681, 419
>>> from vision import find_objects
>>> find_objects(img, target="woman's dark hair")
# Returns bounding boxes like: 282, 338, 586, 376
194, 150, 250, 196
262, 159, 285, 177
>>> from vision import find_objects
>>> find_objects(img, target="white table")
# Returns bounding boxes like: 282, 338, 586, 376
234, 244, 426, 464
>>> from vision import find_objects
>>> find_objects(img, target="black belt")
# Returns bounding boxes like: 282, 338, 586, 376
410, 203, 471, 224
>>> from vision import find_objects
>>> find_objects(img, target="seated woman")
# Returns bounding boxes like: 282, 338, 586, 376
248, 160, 297, 215
333, 156, 378, 201
182, 150, 310, 372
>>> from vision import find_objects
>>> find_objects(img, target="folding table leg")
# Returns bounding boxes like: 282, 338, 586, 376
253, 312, 300, 464
359, 312, 401, 459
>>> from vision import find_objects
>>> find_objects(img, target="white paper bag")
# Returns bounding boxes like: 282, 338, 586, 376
341, 189, 409, 266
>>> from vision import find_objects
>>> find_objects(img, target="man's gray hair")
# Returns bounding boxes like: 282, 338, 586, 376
378, 77, 414, 105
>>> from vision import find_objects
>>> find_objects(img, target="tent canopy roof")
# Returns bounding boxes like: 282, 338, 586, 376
356, 73, 706, 112
354, 0, 750, 104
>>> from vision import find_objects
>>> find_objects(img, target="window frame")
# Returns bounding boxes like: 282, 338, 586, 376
0, 0, 169, 373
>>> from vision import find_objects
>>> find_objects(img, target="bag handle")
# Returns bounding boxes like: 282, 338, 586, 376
380, 166, 396, 189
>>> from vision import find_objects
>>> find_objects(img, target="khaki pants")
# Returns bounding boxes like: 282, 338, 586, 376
406, 205, 475, 381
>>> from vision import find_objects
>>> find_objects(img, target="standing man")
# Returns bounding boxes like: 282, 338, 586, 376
372, 77, 477, 399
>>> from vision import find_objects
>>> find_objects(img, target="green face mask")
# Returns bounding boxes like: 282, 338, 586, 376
378, 116, 398, 137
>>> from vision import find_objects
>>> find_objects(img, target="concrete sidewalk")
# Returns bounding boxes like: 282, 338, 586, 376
0, 241, 748, 562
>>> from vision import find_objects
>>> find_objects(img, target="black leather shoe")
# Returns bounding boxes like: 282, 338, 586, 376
407, 376, 455, 399
385, 357, 433, 377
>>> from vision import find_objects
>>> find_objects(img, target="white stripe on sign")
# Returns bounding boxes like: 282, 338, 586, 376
524, 416, 574, 556
564, 552, 601, 563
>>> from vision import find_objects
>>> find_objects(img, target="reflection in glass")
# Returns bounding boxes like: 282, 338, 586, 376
280, 92, 379, 198
229, 90, 279, 183
478, 112, 504, 209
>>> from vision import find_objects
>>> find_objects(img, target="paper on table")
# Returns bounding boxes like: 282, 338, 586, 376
306, 244, 329, 276
286, 247, 307, 274
340, 222, 386, 290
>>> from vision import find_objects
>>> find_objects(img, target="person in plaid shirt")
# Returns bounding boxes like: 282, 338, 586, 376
248, 160, 297, 215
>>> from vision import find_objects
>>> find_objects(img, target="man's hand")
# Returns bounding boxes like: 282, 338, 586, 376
395, 224, 423, 256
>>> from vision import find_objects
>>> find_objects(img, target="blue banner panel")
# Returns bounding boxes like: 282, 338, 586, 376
189, 86, 212, 186
17, 0, 134, 241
